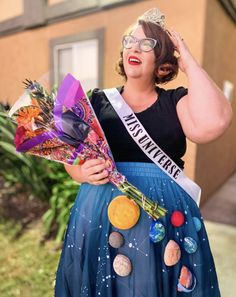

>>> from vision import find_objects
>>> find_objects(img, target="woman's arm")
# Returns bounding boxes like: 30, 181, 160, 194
64, 159, 109, 185
169, 30, 233, 143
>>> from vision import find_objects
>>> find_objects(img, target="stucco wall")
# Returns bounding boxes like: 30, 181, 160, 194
195, 0, 236, 203
0, 0, 23, 22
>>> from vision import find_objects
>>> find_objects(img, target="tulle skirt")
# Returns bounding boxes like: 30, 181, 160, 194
55, 162, 221, 297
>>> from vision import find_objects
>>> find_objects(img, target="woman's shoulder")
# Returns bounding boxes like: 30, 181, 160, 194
90, 88, 104, 100
91, 86, 122, 96
157, 86, 188, 105
89, 86, 122, 111
90, 86, 122, 102
89, 88, 106, 109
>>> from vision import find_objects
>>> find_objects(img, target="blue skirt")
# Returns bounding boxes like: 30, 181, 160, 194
55, 162, 221, 297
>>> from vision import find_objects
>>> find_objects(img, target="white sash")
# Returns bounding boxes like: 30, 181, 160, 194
104, 88, 201, 206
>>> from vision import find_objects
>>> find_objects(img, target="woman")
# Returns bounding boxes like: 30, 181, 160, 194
55, 8, 232, 297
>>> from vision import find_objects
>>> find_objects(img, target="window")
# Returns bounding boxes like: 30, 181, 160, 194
51, 29, 104, 92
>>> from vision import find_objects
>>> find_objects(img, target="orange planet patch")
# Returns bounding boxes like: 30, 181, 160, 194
108, 195, 140, 230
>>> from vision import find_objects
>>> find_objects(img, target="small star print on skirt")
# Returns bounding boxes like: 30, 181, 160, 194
55, 162, 221, 297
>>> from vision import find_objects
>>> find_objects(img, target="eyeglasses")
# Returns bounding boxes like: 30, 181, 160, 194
122, 35, 158, 52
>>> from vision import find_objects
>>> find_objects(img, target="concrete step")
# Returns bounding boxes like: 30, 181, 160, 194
201, 172, 236, 226
206, 221, 236, 297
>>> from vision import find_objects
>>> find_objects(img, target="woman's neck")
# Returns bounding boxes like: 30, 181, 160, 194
122, 79, 158, 112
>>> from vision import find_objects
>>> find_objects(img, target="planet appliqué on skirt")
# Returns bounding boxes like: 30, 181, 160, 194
183, 237, 198, 254
113, 254, 132, 277
177, 266, 197, 292
108, 231, 124, 248
170, 210, 185, 227
149, 221, 165, 243
107, 195, 140, 229
164, 240, 181, 266
193, 216, 202, 232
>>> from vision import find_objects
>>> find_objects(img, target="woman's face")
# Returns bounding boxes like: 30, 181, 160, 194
122, 25, 156, 82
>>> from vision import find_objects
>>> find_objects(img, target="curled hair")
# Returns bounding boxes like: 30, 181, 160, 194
116, 20, 178, 85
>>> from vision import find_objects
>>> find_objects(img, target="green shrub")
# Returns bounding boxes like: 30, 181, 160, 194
43, 162, 79, 243
0, 104, 80, 242
0, 105, 51, 199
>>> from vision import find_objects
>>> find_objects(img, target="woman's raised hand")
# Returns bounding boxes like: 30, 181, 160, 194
167, 29, 198, 73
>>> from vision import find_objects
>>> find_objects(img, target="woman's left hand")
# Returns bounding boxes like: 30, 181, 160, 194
167, 29, 198, 73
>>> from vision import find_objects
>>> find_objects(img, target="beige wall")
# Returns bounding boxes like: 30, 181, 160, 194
195, 0, 236, 203
0, 0, 23, 22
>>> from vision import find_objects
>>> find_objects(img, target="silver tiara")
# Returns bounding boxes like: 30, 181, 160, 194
138, 8, 165, 29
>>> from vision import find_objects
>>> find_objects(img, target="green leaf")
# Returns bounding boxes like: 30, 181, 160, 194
0, 142, 31, 166
0, 111, 9, 118
0, 126, 14, 140
55, 223, 67, 243
42, 209, 56, 234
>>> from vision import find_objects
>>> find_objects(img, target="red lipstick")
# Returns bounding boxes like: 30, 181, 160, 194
128, 56, 142, 65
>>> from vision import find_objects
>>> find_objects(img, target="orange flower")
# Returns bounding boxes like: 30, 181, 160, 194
16, 106, 41, 126
26, 130, 37, 138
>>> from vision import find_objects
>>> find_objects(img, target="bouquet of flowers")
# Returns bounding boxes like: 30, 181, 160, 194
9, 74, 167, 220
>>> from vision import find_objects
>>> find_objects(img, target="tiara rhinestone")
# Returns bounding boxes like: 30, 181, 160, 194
138, 8, 165, 29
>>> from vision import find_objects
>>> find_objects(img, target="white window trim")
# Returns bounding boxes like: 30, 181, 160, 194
50, 28, 104, 89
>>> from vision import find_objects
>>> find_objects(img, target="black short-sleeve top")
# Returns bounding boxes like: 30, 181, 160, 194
90, 86, 187, 169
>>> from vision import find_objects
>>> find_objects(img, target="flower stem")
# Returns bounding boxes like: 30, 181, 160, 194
117, 180, 167, 220
108, 170, 167, 220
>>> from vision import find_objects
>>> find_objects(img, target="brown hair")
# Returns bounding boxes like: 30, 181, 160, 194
116, 20, 178, 85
